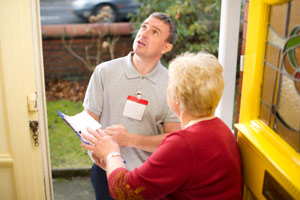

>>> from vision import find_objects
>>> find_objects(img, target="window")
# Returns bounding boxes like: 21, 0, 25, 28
260, 1, 300, 152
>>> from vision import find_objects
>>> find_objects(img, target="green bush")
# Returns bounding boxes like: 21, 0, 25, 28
130, 0, 221, 64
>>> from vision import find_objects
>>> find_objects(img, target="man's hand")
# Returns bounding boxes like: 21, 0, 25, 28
104, 122, 181, 152
105, 125, 133, 147
84, 108, 100, 121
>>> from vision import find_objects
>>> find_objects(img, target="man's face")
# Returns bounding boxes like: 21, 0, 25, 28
133, 16, 172, 58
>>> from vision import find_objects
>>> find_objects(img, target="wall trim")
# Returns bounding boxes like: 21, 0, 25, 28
41, 22, 135, 38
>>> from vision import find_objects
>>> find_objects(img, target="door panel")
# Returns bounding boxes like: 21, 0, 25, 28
0, 0, 52, 199
0, 76, 16, 199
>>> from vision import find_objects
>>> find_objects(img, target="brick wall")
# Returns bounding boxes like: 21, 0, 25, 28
235, 0, 249, 125
42, 23, 135, 81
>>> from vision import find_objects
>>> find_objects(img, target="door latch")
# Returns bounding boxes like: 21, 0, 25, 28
29, 120, 39, 146
27, 92, 38, 112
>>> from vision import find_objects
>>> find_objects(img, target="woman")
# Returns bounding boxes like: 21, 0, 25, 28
82, 52, 243, 199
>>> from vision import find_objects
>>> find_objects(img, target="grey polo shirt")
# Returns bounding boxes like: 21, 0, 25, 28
83, 52, 179, 170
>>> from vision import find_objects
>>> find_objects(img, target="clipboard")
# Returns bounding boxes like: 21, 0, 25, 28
56, 110, 102, 145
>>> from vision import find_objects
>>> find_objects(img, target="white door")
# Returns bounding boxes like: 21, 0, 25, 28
0, 0, 52, 199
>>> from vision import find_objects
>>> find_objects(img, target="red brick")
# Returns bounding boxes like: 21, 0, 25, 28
42, 24, 134, 81
242, 22, 248, 41
42, 25, 65, 37
241, 40, 246, 55
243, 1, 249, 22
238, 72, 243, 92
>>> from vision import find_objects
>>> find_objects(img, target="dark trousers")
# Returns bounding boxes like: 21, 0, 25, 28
90, 164, 115, 200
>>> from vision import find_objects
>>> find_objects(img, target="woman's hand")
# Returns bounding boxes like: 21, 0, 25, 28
89, 151, 107, 169
81, 128, 120, 164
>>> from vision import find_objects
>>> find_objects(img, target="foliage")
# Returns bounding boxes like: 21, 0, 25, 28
130, 0, 221, 64
47, 100, 93, 168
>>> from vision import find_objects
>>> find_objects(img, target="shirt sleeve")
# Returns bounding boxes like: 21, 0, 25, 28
83, 64, 105, 116
163, 106, 180, 123
108, 133, 193, 199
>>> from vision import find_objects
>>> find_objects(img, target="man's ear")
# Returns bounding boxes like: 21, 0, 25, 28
161, 43, 173, 55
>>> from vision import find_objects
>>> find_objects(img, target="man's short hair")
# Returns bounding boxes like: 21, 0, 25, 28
150, 12, 178, 45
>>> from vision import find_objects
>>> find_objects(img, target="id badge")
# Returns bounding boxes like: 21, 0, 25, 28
123, 96, 148, 121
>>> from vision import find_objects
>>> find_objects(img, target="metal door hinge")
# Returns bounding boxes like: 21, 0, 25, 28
29, 120, 39, 146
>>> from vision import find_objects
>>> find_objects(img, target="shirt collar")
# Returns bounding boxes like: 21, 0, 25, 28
124, 52, 163, 84
184, 116, 217, 129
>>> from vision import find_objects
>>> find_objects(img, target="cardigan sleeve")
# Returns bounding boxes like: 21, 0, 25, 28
108, 133, 193, 199
108, 167, 147, 199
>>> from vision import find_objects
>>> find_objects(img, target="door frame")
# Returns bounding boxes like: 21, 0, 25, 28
0, 0, 53, 199
32, 0, 53, 199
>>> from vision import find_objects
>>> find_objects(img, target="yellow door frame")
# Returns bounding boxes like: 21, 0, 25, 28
235, 0, 300, 199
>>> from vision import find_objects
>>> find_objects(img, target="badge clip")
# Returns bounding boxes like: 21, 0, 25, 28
136, 91, 142, 100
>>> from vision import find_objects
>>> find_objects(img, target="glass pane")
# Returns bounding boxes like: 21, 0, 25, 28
276, 74, 300, 132
265, 43, 280, 67
288, 0, 300, 35
260, 1, 300, 152
260, 102, 271, 126
269, 3, 288, 37
276, 118, 300, 152
261, 63, 277, 106
261, 44, 280, 106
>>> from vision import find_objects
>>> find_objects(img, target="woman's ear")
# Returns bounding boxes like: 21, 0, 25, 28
175, 96, 180, 105
161, 43, 173, 55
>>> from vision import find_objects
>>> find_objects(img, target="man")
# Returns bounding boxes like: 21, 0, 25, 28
83, 12, 181, 199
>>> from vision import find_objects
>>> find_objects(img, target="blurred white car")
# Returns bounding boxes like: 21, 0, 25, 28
71, 0, 139, 23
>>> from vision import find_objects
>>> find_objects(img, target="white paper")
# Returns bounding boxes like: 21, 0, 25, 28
65, 111, 101, 133
63, 111, 101, 144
